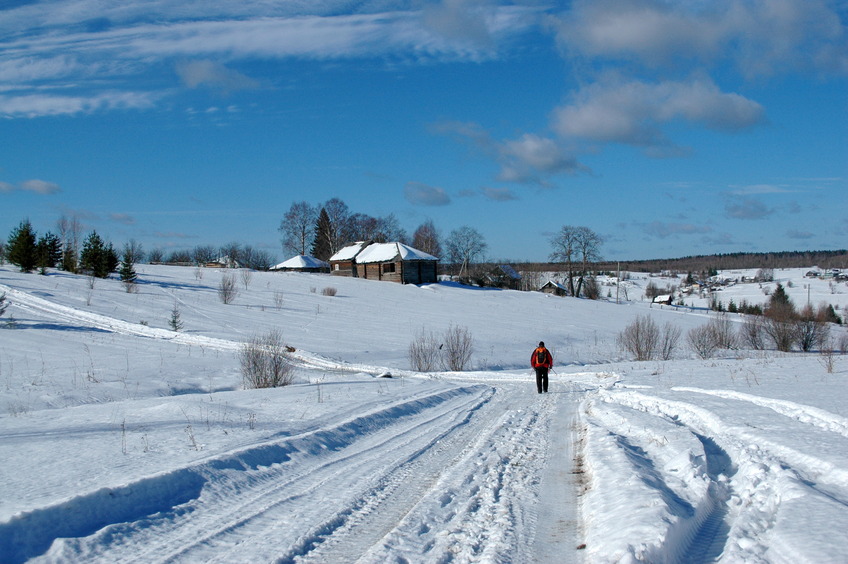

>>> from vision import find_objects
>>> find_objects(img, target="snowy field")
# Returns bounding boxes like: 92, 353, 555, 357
1, 264, 847, 563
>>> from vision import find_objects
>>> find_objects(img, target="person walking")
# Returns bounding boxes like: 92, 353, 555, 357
531, 341, 553, 394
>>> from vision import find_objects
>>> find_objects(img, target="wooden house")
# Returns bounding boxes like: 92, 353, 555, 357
329, 241, 439, 284
539, 280, 568, 297
487, 265, 522, 289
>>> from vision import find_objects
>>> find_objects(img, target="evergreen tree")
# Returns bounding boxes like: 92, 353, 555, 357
0, 291, 8, 318
168, 302, 184, 331
311, 207, 333, 261
769, 283, 793, 309
36, 232, 62, 274
80, 231, 118, 278
7, 220, 38, 273
119, 245, 137, 286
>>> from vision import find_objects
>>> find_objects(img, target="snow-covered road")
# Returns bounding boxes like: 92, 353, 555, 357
2, 266, 847, 562
3, 382, 584, 563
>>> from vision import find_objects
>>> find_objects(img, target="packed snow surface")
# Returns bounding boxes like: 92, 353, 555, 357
1, 265, 847, 563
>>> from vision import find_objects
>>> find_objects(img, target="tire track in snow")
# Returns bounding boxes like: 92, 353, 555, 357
675, 387, 848, 438
597, 389, 848, 563
1, 387, 488, 563
356, 388, 568, 564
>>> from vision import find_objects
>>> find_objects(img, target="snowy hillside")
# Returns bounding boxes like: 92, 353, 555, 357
1, 264, 847, 563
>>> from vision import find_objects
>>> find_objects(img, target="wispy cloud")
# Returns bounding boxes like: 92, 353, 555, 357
109, 213, 136, 225
0, 178, 60, 194
0, 2, 542, 118
0, 91, 157, 118
176, 60, 259, 92
434, 121, 587, 185
480, 186, 517, 201
641, 221, 712, 239
787, 229, 815, 240
728, 184, 793, 195
404, 181, 451, 206
724, 196, 774, 220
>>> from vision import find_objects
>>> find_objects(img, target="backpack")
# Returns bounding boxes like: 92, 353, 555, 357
536, 348, 547, 366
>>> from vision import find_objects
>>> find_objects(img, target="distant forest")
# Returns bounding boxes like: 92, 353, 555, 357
513, 250, 848, 275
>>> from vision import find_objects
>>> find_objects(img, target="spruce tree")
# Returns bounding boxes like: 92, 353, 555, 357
80, 231, 117, 278
7, 220, 38, 273
119, 246, 137, 288
36, 232, 62, 274
311, 207, 332, 261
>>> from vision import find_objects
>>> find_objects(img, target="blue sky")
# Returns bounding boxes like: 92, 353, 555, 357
1, 0, 846, 263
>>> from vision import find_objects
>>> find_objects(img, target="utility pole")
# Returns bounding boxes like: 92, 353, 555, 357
616, 261, 620, 304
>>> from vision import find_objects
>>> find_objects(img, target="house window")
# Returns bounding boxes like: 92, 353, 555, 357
383, 263, 396, 273
334, 263, 340, 271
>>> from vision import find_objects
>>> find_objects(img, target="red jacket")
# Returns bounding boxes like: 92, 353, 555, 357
531, 347, 552, 368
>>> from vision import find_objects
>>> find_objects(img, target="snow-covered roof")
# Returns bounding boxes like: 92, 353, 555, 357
540, 280, 567, 290
270, 255, 328, 270
329, 242, 438, 263
356, 242, 438, 264
329, 242, 369, 262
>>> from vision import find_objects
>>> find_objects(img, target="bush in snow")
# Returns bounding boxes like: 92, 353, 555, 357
0, 291, 8, 318
710, 313, 738, 350
740, 316, 766, 350
218, 273, 239, 304
688, 324, 719, 359
617, 315, 659, 361
659, 322, 682, 360
239, 329, 294, 389
408, 328, 441, 372
795, 304, 830, 352
321, 286, 337, 297
408, 324, 475, 372
441, 324, 474, 371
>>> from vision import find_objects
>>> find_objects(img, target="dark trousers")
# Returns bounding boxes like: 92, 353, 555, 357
534, 367, 549, 393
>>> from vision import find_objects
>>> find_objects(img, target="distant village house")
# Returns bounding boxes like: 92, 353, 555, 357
329, 241, 439, 285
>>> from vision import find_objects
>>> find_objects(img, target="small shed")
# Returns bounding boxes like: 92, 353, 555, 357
206, 256, 240, 269
329, 241, 439, 284
487, 265, 522, 289
540, 280, 568, 297
270, 255, 329, 273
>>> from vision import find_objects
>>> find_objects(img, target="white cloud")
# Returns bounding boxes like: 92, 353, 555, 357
552, 77, 765, 152
0, 91, 157, 118
434, 122, 587, 185
552, 0, 848, 77
176, 60, 258, 91
0, 178, 60, 194
404, 182, 451, 206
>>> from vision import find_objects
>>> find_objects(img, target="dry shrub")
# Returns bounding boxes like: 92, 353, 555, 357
659, 322, 682, 360
408, 324, 474, 372
740, 315, 766, 350
688, 324, 719, 359
239, 329, 294, 388
617, 315, 659, 361
442, 324, 474, 371
408, 328, 441, 372
321, 286, 337, 297
218, 273, 239, 304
